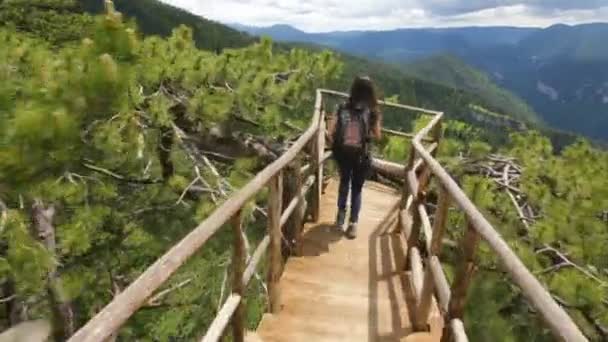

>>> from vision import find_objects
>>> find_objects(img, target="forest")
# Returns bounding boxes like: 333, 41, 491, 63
0, 0, 606, 341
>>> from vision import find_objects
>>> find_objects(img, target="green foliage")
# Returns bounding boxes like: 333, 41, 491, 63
0, 3, 339, 339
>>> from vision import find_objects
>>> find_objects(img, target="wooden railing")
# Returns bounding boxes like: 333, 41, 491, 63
69, 89, 586, 342
366, 95, 586, 342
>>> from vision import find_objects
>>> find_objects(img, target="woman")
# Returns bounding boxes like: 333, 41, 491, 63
328, 76, 382, 239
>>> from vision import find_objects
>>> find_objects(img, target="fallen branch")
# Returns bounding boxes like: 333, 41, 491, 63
147, 279, 193, 307
83, 163, 161, 184
537, 245, 606, 286
0, 294, 17, 304
0, 198, 7, 233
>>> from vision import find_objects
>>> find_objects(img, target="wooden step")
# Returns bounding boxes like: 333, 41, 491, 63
245, 330, 264, 342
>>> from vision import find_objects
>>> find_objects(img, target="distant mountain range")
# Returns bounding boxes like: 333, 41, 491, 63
231, 23, 608, 140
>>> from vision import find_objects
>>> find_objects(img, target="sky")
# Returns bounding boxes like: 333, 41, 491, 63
159, 0, 608, 32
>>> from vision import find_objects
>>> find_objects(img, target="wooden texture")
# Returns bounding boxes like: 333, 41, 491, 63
450, 319, 468, 342
446, 221, 480, 322
256, 180, 442, 341
430, 189, 450, 255
268, 173, 284, 313
232, 211, 245, 342
311, 109, 325, 222
202, 295, 242, 342
416, 263, 435, 331
242, 236, 270, 288
429, 256, 450, 315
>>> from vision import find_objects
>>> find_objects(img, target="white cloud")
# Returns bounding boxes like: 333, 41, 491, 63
159, 0, 608, 32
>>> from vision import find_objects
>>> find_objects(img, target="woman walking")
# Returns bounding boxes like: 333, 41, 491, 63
328, 76, 382, 239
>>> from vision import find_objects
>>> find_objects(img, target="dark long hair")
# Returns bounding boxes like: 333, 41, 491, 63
349, 76, 379, 115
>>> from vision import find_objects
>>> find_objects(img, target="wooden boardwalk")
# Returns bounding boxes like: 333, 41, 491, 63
255, 179, 443, 342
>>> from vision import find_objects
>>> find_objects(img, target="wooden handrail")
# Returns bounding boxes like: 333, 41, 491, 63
409, 115, 587, 341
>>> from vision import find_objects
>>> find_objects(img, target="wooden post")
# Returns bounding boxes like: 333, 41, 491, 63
441, 219, 480, 342
414, 265, 435, 331
311, 110, 325, 223
284, 160, 304, 257
406, 166, 431, 264
431, 118, 443, 158
430, 187, 450, 255
415, 187, 451, 331
267, 172, 283, 313
294, 163, 305, 257
231, 211, 245, 342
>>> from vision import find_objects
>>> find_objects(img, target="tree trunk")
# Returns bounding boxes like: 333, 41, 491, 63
32, 201, 75, 340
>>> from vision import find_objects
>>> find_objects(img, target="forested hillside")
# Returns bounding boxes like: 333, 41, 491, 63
401, 55, 540, 123
1, 1, 606, 341
238, 22, 608, 141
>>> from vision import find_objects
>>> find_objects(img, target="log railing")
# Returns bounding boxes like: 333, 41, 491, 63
69, 89, 586, 342
373, 98, 587, 341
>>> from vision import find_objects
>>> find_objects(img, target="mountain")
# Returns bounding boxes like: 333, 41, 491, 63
80, 0, 255, 50
230, 23, 312, 42
401, 55, 540, 123
233, 24, 539, 61
236, 23, 608, 140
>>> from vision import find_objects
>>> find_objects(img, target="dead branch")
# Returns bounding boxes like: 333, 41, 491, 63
233, 115, 261, 127
282, 121, 303, 133
536, 245, 606, 286
0, 295, 16, 304
147, 279, 193, 307
82, 163, 161, 184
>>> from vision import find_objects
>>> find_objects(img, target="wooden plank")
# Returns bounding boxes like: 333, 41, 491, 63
231, 211, 245, 342
450, 319, 468, 342
418, 204, 433, 253
415, 261, 435, 331
242, 236, 270, 288
201, 295, 242, 342
268, 173, 283, 313
411, 138, 587, 342
68, 91, 325, 342
400, 207, 412, 239
410, 247, 423, 302
429, 256, 450, 315
430, 188, 450, 256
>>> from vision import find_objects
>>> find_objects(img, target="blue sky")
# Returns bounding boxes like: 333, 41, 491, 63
160, 0, 608, 32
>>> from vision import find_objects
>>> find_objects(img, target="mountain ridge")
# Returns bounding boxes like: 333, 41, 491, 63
232, 21, 608, 140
